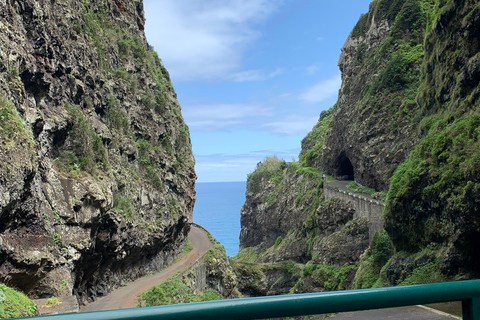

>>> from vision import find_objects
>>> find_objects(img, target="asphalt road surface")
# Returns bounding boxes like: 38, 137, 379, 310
327, 305, 460, 319
81, 225, 213, 312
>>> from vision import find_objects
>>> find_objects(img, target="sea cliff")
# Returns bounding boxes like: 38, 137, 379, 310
0, 0, 195, 304
235, 0, 480, 296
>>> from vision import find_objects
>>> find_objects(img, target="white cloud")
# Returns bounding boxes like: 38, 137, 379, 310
194, 151, 299, 182
194, 154, 263, 182
261, 115, 318, 135
230, 67, 285, 82
231, 70, 266, 82
183, 103, 274, 131
299, 74, 341, 103
306, 64, 320, 75
144, 0, 283, 81
268, 67, 285, 77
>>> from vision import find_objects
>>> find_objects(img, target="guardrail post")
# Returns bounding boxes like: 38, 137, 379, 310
463, 297, 480, 320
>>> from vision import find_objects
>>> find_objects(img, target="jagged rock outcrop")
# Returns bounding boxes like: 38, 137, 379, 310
240, 163, 320, 255
238, 159, 369, 268
321, 0, 423, 191
0, 0, 195, 303
204, 244, 240, 298
179, 243, 240, 299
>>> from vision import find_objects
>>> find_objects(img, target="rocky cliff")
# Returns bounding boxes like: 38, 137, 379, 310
0, 0, 195, 304
236, 157, 369, 296
236, 0, 480, 296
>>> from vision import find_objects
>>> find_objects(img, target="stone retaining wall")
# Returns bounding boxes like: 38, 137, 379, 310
324, 185, 384, 241
177, 252, 209, 293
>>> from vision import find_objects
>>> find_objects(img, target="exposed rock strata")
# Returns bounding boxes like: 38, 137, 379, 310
239, 164, 369, 268
0, 0, 195, 303
321, 2, 422, 191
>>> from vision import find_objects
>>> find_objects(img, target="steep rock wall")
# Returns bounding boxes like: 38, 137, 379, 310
236, 0, 480, 294
0, 0, 195, 303
239, 160, 369, 267
320, 0, 425, 191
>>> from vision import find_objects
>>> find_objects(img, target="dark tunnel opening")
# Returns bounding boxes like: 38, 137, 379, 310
337, 152, 354, 180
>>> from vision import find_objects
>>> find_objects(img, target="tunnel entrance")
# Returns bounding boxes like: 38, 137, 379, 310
337, 152, 354, 180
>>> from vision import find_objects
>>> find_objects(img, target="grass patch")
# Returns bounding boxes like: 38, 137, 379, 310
231, 247, 258, 264
0, 284, 37, 318
346, 181, 377, 195
139, 278, 223, 307
43, 297, 60, 307
113, 195, 134, 219
397, 260, 447, 286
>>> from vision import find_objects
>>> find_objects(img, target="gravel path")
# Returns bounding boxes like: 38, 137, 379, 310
81, 225, 213, 312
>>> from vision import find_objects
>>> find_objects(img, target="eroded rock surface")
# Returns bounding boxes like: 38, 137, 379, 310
0, 0, 195, 304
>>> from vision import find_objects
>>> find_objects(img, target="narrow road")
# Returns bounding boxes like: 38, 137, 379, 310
327, 305, 460, 319
81, 225, 213, 312
327, 180, 384, 203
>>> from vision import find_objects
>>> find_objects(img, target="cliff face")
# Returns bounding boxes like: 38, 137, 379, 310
237, 0, 480, 295
0, 0, 195, 303
384, 0, 480, 275
236, 158, 369, 296
320, 0, 426, 191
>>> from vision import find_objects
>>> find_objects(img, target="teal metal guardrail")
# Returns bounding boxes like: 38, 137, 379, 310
17, 280, 480, 320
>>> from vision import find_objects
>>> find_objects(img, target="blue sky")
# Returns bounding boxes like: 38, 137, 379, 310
143, 0, 372, 182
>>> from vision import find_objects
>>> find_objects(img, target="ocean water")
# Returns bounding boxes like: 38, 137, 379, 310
193, 181, 246, 257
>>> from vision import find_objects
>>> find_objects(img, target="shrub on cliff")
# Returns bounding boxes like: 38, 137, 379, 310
0, 97, 33, 148
247, 156, 286, 193
138, 278, 223, 307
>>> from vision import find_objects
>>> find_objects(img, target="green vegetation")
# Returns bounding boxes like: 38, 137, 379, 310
370, 231, 395, 264
274, 236, 283, 248
299, 108, 334, 167
53, 232, 60, 244
350, 0, 406, 38
264, 193, 276, 206
58, 103, 109, 175
138, 278, 223, 307
231, 247, 258, 264
0, 284, 37, 318
353, 231, 394, 289
397, 260, 447, 286
385, 113, 480, 252
113, 195, 134, 219
346, 181, 377, 196
205, 244, 227, 266
290, 262, 357, 293
0, 97, 33, 148
246, 156, 286, 193
44, 297, 60, 307
135, 138, 165, 190
105, 95, 129, 133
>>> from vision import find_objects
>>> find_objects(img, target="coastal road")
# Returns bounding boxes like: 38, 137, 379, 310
327, 180, 371, 198
81, 225, 213, 312
327, 180, 384, 203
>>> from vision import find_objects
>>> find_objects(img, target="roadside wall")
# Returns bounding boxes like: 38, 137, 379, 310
324, 185, 384, 241
177, 252, 208, 293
